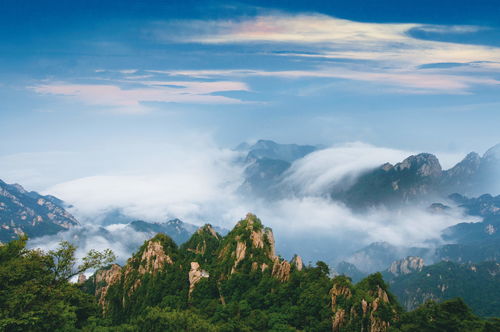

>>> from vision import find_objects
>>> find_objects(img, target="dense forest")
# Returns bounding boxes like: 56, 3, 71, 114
1, 214, 499, 332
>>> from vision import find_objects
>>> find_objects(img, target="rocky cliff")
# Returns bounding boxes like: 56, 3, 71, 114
388, 256, 424, 277
0, 179, 79, 242
330, 274, 400, 332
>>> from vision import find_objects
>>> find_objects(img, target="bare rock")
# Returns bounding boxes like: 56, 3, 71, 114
188, 262, 209, 297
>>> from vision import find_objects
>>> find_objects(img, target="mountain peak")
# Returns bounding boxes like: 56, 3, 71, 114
395, 153, 442, 177
196, 224, 220, 239
483, 143, 500, 160
218, 214, 276, 275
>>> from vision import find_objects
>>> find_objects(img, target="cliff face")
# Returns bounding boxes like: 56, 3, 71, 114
330, 274, 400, 332
388, 256, 424, 277
217, 213, 277, 275
188, 262, 209, 297
0, 179, 79, 242
94, 264, 123, 308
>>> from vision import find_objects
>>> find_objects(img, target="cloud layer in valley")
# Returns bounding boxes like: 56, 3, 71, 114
30, 141, 474, 265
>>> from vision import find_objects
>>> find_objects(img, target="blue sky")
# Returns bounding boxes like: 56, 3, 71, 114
2, 0, 500, 189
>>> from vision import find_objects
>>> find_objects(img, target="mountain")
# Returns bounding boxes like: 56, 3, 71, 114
129, 219, 195, 245
238, 140, 318, 198
385, 256, 425, 278
334, 261, 367, 283
2, 214, 498, 331
84, 213, 408, 331
236, 141, 500, 207
342, 242, 431, 273
321, 143, 499, 209
434, 193, 500, 263
333, 153, 444, 208
444, 144, 500, 196
0, 179, 79, 242
244, 139, 317, 163
239, 157, 291, 197
389, 261, 500, 317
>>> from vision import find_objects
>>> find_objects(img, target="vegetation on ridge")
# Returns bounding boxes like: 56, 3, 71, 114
0, 215, 498, 331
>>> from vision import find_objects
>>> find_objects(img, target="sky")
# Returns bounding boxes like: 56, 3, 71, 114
1, 0, 500, 189
3, 0, 498, 264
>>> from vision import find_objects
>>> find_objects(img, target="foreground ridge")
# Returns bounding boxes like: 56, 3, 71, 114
80, 213, 497, 331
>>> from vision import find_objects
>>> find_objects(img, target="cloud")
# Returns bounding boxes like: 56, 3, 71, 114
28, 223, 163, 266
29, 141, 477, 267
32, 80, 249, 113
165, 14, 500, 66
280, 143, 412, 196
151, 13, 500, 94
44, 143, 245, 224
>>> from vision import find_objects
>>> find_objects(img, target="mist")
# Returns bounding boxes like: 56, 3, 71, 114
28, 141, 477, 269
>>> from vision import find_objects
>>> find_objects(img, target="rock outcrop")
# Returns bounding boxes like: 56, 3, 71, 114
188, 262, 209, 296
272, 258, 291, 282
218, 213, 276, 276
94, 264, 123, 308
137, 240, 173, 275
330, 274, 399, 332
388, 256, 424, 277
291, 254, 303, 271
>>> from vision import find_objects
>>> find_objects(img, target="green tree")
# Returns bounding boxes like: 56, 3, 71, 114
0, 237, 115, 331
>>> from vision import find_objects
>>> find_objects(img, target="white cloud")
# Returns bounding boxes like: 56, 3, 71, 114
28, 141, 477, 266
152, 13, 500, 93
165, 14, 500, 67
32, 80, 249, 113
281, 142, 412, 195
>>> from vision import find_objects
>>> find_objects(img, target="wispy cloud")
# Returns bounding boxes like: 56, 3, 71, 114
152, 14, 500, 94
32, 80, 249, 113
149, 67, 500, 94
164, 14, 500, 66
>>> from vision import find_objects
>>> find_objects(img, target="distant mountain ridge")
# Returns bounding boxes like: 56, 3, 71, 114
237, 140, 500, 208
333, 144, 500, 209
238, 139, 318, 197
0, 179, 79, 242
244, 139, 317, 163
389, 261, 500, 317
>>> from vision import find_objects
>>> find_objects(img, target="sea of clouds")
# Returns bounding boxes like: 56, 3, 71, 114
18, 138, 476, 270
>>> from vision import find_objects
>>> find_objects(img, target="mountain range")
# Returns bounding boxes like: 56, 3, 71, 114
240, 140, 500, 209
78, 214, 499, 331
0, 179, 79, 242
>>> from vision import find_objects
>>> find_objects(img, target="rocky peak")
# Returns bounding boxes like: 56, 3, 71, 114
394, 153, 442, 177
330, 274, 398, 332
196, 224, 220, 239
182, 224, 222, 265
482, 143, 500, 160
218, 213, 276, 275
389, 256, 424, 277
380, 162, 393, 171
444, 152, 481, 177
291, 254, 303, 271
137, 238, 174, 275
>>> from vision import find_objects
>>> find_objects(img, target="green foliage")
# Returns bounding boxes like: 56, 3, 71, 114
1, 217, 499, 331
395, 298, 497, 332
390, 261, 500, 317
50, 241, 116, 282
0, 236, 114, 331
132, 307, 218, 332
